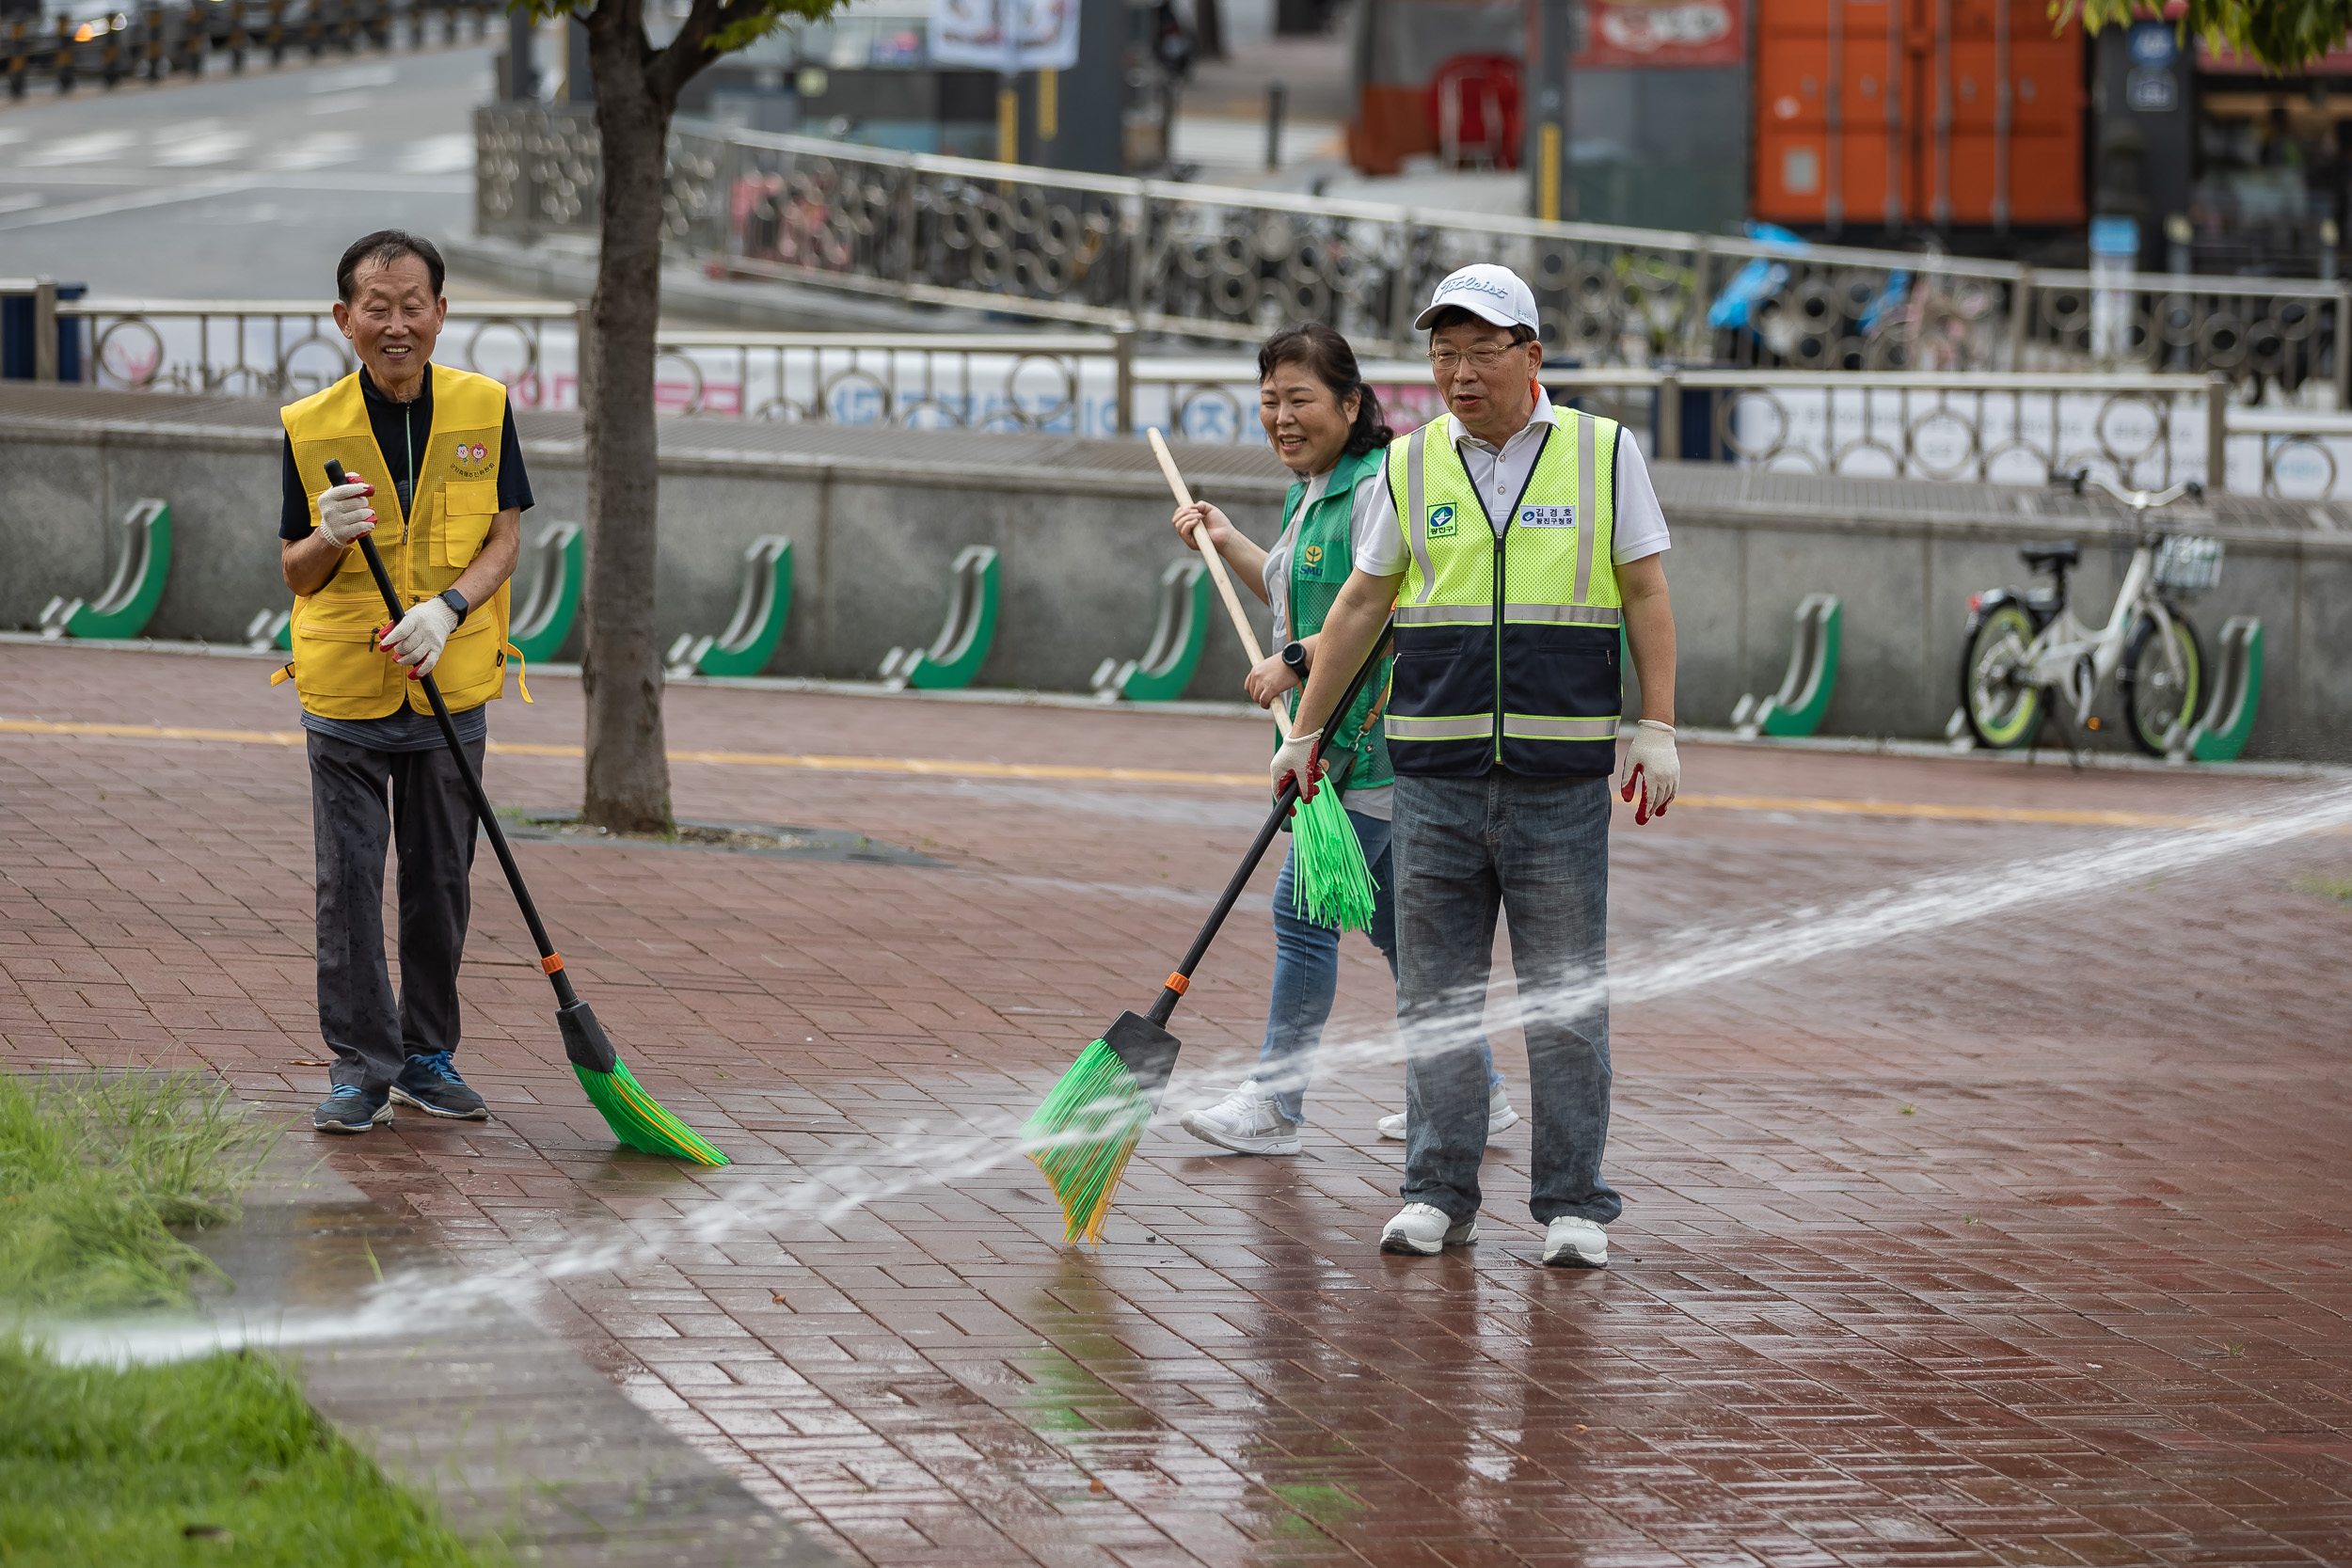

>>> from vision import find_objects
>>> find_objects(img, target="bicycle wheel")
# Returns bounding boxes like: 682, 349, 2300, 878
2120, 612, 2204, 755
1962, 603, 2042, 749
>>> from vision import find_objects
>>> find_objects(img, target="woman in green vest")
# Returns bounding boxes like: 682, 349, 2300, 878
1168, 324, 1514, 1155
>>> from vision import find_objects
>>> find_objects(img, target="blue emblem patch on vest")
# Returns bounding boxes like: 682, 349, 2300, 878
1425, 504, 1457, 538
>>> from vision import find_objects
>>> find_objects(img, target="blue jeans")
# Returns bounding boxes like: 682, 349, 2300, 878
1392, 773, 1620, 1227
1256, 807, 1499, 1125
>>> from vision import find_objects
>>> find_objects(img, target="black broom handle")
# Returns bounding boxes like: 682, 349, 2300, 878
322, 459, 580, 1009
1145, 625, 1393, 1028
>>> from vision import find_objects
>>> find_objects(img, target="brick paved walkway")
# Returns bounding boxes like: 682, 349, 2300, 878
6, 641, 2352, 1568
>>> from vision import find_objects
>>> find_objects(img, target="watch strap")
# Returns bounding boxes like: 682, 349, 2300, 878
437, 588, 470, 623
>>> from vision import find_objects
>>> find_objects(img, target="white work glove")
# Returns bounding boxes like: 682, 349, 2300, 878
1269, 725, 1324, 801
314, 480, 377, 547
1616, 719, 1678, 824
380, 596, 460, 678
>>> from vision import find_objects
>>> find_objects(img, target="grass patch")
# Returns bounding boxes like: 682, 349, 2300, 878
0, 1336, 492, 1566
0, 1069, 274, 1313
0, 1072, 494, 1564
2295, 872, 2352, 906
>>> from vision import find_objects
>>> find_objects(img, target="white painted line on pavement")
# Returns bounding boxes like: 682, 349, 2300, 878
0, 177, 257, 232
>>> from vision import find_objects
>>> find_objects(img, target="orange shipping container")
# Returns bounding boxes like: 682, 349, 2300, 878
1753, 0, 2083, 230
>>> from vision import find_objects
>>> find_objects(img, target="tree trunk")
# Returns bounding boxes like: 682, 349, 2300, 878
579, 17, 675, 834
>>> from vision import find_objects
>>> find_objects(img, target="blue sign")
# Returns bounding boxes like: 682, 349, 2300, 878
2090, 215, 2141, 259
2127, 21, 2175, 65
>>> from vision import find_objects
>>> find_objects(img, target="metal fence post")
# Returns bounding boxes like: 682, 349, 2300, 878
32, 279, 56, 382
2205, 372, 2229, 494
2336, 283, 2350, 411
1656, 371, 1680, 463
2004, 265, 2033, 371
1113, 326, 1135, 436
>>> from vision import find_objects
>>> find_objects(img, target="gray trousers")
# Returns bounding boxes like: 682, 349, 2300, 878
1392, 771, 1622, 1227
310, 731, 481, 1094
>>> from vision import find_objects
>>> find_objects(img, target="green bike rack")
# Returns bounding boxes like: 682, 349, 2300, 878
511, 520, 585, 664
244, 608, 292, 651
39, 499, 171, 641
881, 545, 999, 690
1732, 593, 1841, 737
1090, 558, 1209, 703
2181, 615, 2263, 763
666, 536, 792, 678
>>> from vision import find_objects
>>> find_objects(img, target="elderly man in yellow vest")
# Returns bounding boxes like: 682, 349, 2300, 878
276, 230, 531, 1135
1275, 263, 1680, 1267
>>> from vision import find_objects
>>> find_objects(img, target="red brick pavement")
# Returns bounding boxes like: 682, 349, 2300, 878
5, 641, 2352, 1567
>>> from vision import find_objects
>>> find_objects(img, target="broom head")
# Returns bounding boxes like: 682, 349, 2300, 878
1024, 1009, 1180, 1244
1290, 784, 1376, 932
560, 1000, 731, 1167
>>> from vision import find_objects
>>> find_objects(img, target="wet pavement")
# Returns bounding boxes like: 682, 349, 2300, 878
5, 641, 2352, 1567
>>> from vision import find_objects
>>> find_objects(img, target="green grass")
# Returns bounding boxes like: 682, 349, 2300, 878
0, 1069, 274, 1313
2295, 872, 2352, 906
0, 1072, 494, 1565
0, 1336, 491, 1566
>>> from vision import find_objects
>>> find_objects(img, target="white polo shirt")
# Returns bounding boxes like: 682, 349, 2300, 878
1348, 391, 1671, 574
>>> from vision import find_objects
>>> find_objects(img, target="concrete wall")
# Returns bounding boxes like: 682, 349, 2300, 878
7, 412, 2351, 761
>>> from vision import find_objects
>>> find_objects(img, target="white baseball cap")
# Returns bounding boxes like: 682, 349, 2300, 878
1413, 263, 1539, 332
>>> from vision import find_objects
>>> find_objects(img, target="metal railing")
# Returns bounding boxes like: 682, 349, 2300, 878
4, 0, 501, 98
40, 294, 2352, 498
477, 103, 2352, 404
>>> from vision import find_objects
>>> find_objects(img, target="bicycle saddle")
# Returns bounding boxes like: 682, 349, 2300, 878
2019, 541, 2080, 572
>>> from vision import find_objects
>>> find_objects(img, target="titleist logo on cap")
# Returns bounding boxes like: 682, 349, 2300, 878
1438, 276, 1515, 303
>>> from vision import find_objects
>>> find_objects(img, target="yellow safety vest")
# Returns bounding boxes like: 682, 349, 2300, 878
1383, 405, 1623, 777
277, 366, 518, 720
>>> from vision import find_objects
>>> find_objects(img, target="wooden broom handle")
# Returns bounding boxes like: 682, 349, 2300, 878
1148, 427, 1290, 740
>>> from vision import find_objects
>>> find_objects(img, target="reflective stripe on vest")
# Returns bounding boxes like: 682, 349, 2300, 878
279, 366, 516, 721
1383, 406, 1624, 778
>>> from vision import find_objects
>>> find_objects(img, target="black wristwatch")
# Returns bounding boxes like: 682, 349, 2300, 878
437, 588, 470, 623
1280, 641, 1309, 675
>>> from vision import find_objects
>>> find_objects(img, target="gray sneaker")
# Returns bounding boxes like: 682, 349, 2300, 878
1540, 1216, 1609, 1268
312, 1085, 390, 1134
389, 1051, 489, 1120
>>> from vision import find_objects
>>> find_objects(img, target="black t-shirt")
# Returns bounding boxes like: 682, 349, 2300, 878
278, 364, 533, 540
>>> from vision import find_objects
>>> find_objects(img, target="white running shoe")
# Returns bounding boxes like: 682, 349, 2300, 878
1375, 1082, 1520, 1142
1178, 1082, 1301, 1155
1379, 1202, 1478, 1255
1541, 1216, 1609, 1268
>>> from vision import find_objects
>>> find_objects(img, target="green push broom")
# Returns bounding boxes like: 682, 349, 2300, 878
1148, 429, 1377, 931
1024, 626, 1393, 1243
322, 460, 727, 1167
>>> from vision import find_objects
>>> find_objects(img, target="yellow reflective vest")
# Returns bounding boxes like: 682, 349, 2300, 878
278, 366, 516, 721
1383, 405, 1623, 777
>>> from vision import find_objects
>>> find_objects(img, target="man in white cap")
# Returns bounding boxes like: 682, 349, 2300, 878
1273, 262, 1679, 1266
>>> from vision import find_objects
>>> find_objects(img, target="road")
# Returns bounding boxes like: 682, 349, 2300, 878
0, 43, 496, 299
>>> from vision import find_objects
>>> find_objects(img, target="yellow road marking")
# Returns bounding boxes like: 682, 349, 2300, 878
0, 718, 2281, 832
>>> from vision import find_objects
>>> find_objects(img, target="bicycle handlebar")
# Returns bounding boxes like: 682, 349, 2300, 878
2050, 467, 2203, 512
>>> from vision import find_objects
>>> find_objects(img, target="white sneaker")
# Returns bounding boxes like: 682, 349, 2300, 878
1375, 1082, 1520, 1141
1178, 1082, 1301, 1155
1541, 1216, 1609, 1268
1379, 1202, 1478, 1255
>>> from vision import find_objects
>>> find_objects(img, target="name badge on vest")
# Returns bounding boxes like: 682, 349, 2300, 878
1518, 504, 1577, 530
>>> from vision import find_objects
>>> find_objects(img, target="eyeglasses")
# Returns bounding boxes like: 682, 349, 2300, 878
1427, 343, 1526, 373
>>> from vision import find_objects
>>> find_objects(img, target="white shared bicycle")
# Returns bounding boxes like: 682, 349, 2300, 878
1959, 469, 2224, 755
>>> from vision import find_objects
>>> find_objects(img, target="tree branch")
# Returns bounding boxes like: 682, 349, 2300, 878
648, 0, 777, 102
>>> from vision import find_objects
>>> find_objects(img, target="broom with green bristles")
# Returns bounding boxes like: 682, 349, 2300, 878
323, 460, 727, 1167
1149, 429, 1377, 932
1024, 626, 1393, 1243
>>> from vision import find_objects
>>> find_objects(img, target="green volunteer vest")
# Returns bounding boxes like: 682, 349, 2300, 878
1382, 406, 1624, 777
1281, 445, 1393, 792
